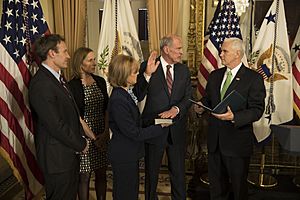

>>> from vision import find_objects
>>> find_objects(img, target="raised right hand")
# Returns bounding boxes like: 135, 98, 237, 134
145, 51, 160, 76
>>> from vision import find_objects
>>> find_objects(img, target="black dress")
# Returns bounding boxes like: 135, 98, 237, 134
80, 82, 108, 172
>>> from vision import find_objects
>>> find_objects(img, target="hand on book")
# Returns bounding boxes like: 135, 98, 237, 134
211, 106, 234, 121
158, 107, 178, 119
154, 118, 173, 127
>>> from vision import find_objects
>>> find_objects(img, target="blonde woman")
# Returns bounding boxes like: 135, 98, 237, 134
107, 53, 170, 200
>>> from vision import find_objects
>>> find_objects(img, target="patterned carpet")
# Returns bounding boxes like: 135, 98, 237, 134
90, 169, 193, 200
188, 174, 300, 200
2, 170, 300, 200
0, 169, 193, 200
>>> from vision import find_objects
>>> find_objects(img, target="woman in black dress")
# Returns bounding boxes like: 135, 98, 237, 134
68, 47, 109, 200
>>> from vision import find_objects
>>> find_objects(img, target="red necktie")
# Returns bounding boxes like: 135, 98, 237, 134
166, 65, 173, 95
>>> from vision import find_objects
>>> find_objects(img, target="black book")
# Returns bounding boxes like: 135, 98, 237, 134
189, 90, 246, 114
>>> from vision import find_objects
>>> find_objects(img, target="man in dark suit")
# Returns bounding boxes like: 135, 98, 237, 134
195, 37, 266, 200
136, 34, 192, 200
29, 34, 88, 200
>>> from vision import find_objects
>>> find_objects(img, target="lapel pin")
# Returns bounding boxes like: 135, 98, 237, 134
236, 77, 240, 81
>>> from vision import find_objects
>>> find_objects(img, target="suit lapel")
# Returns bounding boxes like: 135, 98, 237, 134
216, 67, 227, 101
171, 63, 180, 98
224, 65, 246, 97
40, 66, 80, 115
40, 66, 70, 97
118, 87, 139, 113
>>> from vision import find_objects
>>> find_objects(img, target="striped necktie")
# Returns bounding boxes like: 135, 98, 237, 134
59, 75, 80, 113
59, 75, 69, 92
59, 74, 66, 84
166, 65, 173, 95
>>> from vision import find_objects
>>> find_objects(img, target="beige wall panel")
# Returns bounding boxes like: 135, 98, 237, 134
40, 0, 54, 32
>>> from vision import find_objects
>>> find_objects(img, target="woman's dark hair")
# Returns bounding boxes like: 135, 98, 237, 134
71, 47, 93, 79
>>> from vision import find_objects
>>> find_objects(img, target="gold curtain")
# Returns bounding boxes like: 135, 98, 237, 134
147, 0, 180, 52
52, 0, 87, 80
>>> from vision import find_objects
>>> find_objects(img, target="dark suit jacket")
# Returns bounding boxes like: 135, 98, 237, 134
29, 66, 86, 174
108, 87, 164, 164
201, 65, 266, 157
135, 57, 192, 146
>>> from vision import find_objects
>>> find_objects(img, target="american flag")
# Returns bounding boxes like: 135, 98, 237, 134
197, 0, 242, 96
292, 26, 300, 118
293, 51, 300, 118
0, 0, 49, 199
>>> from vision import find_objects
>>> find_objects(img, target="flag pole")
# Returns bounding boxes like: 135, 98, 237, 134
249, 0, 254, 53
247, 0, 282, 188
112, 0, 119, 58
266, 0, 280, 116
247, 145, 277, 188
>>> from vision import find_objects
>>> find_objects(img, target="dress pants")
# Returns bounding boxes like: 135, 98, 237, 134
144, 141, 186, 200
208, 149, 250, 200
111, 161, 140, 200
44, 166, 79, 200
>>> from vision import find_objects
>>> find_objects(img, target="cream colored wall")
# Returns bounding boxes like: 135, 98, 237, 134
86, 0, 148, 55
180, 0, 190, 60
0, 0, 2, 21
40, 0, 54, 32
87, 0, 103, 52
87, 0, 192, 60
0, 0, 195, 60
131, 0, 147, 31
206, 0, 216, 29
0, 0, 3, 21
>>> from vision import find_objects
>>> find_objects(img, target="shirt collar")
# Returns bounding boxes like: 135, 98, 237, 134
160, 56, 174, 68
42, 63, 61, 81
226, 62, 242, 78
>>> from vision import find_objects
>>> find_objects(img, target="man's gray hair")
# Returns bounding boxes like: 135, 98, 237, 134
224, 37, 245, 56
160, 35, 174, 51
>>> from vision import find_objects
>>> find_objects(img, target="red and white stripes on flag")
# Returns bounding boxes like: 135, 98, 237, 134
197, 0, 242, 97
291, 26, 300, 117
0, 0, 49, 199
293, 51, 300, 117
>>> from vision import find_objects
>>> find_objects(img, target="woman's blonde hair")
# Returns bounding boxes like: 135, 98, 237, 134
108, 54, 139, 87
